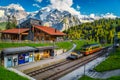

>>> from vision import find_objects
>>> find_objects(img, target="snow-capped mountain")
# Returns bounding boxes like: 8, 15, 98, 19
27, 7, 81, 31
0, 4, 28, 22
0, 4, 117, 31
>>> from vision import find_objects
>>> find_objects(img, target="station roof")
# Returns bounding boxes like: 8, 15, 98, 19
35, 25, 66, 36
2, 46, 36, 55
1, 46, 57, 56
36, 46, 57, 50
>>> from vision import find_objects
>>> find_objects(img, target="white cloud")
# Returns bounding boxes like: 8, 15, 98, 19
34, 0, 42, 3
76, 5, 80, 11
33, 4, 41, 8
88, 13, 117, 20
102, 13, 117, 19
8, 3, 24, 10
90, 14, 95, 18
48, 0, 82, 17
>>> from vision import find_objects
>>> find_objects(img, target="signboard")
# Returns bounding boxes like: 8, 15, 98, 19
18, 53, 29, 64
18, 54, 25, 64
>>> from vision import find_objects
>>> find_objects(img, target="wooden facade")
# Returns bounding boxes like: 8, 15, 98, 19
0, 28, 29, 41
34, 27, 56, 41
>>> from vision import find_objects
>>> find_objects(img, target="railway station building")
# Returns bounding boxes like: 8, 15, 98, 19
1, 46, 56, 68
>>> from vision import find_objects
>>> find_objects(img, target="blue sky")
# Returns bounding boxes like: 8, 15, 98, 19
0, 0, 120, 16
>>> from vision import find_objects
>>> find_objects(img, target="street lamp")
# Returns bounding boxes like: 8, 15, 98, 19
84, 64, 86, 76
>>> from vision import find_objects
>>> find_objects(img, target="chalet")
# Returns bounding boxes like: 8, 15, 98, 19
0, 18, 65, 41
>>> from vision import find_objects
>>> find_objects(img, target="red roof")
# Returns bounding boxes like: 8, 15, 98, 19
35, 26, 66, 36
1, 28, 29, 34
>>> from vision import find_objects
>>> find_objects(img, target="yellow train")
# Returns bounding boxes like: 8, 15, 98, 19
67, 44, 102, 60
80, 44, 102, 55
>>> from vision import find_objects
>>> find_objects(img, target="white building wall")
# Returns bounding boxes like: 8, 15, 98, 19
4, 56, 7, 68
4, 55, 18, 68
54, 49, 64, 56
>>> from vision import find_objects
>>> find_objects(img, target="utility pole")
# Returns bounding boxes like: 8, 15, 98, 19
84, 64, 86, 76
18, 25, 21, 42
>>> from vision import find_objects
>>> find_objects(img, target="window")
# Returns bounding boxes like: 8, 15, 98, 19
8, 58, 11, 61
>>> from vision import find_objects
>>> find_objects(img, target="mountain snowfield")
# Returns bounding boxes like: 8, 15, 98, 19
0, 4, 28, 22
0, 4, 117, 31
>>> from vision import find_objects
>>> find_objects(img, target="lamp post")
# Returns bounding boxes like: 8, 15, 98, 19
53, 40, 55, 57
84, 64, 86, 76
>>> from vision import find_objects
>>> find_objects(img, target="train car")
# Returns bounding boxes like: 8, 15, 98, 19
67, 51, 83, 60
80, 44, 102, 55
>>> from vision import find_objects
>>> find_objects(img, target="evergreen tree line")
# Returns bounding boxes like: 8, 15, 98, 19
6, 15, 17, 29
64, 18, 120, 44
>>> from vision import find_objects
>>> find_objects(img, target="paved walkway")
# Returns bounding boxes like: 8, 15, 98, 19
87, 69, 120, 79
15, 44, 76, 72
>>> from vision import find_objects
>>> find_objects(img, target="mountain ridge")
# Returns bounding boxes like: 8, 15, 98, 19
0, 4, 117, 31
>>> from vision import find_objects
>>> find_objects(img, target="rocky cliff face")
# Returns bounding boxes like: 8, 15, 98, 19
27, 7, 81, 31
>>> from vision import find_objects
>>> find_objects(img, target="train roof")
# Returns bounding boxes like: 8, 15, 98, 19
82, 43, 100, 48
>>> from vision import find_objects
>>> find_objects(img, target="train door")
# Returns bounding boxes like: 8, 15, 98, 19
89, 47, 92, 54
7, 57, 12, 68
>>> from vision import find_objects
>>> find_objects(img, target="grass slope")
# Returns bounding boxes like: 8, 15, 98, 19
0, 67, 28, 80
79, 75, 120, 80
0, 42, 52, 50
55, 41, 73, 51
73, 40, 97, 51
94, 48, 120, 72
0, 41, 73, 50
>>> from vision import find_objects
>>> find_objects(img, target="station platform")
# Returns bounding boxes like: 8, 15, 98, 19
14, 44, 76, 73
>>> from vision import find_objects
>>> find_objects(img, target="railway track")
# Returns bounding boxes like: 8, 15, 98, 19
45, 50, 105, 80
27, 47, 109, 80
26, 60, 72, 76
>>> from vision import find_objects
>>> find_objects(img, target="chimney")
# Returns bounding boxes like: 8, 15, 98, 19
55, 29, 57, 33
